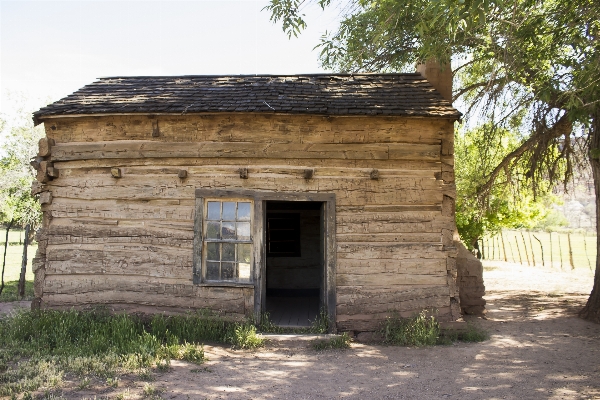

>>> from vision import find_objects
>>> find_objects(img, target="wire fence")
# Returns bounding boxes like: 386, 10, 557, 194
481, 230, 596, 270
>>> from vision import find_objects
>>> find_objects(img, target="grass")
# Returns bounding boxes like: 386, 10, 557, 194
0, 238, 37, 283
0, 280, 34, 302
381, 310, 489, 347
312, 332, 352, 351
0, 308, 265, 397
484, 230, 596, 270
1, 236, 36, 302
381, 310, 441, 346
439, 323, 489, 344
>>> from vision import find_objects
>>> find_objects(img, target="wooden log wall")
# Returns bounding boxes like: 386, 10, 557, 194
33, 113, 459, 330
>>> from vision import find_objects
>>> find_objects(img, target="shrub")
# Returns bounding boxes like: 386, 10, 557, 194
227, 323, 264, 349
381, 310, 440, 346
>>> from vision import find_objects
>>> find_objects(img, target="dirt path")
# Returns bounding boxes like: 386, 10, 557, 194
114, 262, 600, 400
9, 262, 600, 399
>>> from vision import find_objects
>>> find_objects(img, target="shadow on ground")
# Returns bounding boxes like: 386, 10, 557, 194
109, 290, 599, 400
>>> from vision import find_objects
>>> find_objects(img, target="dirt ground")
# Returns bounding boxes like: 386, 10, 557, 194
3, 261, 600, 399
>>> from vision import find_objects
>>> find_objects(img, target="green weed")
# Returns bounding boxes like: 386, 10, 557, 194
441, 323, 489, 344
178, 342, 205, 363
227, 323, 264, 349
77, 377, 91, 390
142, 383, 164, 399
106, 377, 119, 388
381, 310, 440, 346
0, 280, 34, 302
312, 332, 352, 351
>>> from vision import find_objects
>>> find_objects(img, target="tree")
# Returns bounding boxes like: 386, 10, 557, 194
0, 100, 45, 295
455, 125, 550, 253
267, 0, 600, 322
0, 105, 44, 232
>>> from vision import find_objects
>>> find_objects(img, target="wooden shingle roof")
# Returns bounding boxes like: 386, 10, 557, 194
33, 74, 461, 125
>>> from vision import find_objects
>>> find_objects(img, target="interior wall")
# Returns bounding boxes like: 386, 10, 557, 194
266, 209, 321, 290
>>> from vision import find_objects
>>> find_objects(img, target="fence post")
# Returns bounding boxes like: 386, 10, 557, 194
508, 239, 516, 263
520, 231, 531, 266
567, 233, 575, 270
558, 233, 564, 270
533, 234, 545, 267
501, 231, 508, 262
480, 239, 485, 260
549, 232, 554, 268
18, 224, 30, 298
1, 220, 15, 296
583, 233, 593, 271
527, 231, 536, 266
515, 237, 523, 264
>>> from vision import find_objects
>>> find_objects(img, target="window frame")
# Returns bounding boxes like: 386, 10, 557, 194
193, 193, 256, 287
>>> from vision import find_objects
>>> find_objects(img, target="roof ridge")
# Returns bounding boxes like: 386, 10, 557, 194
95, 73, 424, 79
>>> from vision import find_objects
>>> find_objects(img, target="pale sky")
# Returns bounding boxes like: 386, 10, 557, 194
0, 0, 341, 114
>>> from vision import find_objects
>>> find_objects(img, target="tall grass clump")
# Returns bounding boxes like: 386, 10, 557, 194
381, 310, 440, 346
0, 308, 263, 397
440, 323, 489, 344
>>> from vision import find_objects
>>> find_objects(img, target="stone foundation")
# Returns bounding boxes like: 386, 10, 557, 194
455, 241, 486, 315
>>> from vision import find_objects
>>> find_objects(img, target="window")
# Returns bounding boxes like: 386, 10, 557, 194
203, 200, 252, 283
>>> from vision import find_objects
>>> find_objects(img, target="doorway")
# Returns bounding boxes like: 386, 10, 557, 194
264, 201, 323, 327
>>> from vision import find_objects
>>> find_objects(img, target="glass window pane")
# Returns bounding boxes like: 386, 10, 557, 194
237, 202, 251, 221
206, 221, 220, 239
207, 242, 220, 261
237, 222, 251, 241
222, 243, 235, 261
222, 202, 236, 221
206, 262, 220, 280
238, 263, 251, 282
237, 244, 251, 263
207, 202, 221, 220
221, 262, 235, 280
222, 222, 236, 240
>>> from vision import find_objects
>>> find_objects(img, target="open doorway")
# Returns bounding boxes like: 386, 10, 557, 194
264, 201, 323, 327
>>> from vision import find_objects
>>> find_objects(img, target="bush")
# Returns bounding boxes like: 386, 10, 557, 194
227, 323, 264, 349
381, 311, 440, 346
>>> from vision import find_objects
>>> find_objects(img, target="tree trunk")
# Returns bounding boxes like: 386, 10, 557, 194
580, 114, 600, 323
18, 224, 30, 298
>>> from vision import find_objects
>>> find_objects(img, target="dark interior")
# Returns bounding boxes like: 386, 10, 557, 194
265, 201, 323, 327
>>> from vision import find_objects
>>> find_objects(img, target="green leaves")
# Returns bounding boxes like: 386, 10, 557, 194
0, 101, 44, 229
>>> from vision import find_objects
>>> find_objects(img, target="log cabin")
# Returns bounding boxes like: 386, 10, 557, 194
32, 71, 463, 333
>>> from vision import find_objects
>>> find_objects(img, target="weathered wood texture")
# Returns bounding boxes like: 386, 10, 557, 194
35, 113, 457, 331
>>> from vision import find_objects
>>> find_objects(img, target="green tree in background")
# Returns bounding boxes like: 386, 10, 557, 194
266, 0, 600, 322
455, 125, 550, 252
0, 105, 44, 233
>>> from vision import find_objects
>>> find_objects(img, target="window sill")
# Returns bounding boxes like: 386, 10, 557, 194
196, 282, 254, 288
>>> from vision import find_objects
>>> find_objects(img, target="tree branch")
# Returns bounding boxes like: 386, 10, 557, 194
478, 112, 573, 197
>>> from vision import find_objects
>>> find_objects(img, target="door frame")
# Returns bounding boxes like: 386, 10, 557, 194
258, 193, 336, 333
